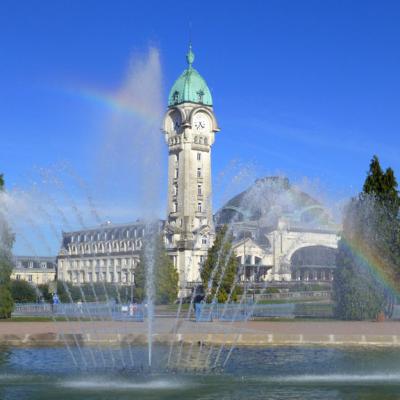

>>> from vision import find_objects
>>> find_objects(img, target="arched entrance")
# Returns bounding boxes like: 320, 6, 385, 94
290, 245, 337, 282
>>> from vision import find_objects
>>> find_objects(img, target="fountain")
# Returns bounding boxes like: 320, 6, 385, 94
1, 46, 400, 400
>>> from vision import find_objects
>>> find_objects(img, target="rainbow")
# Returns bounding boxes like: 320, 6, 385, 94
339, 234, 399, 295
56, 84, 161, 122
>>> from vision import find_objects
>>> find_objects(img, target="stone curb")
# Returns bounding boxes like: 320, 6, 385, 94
1, 333, 400, 347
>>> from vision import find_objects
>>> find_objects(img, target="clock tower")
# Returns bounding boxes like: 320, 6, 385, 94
162, 45, 219, 295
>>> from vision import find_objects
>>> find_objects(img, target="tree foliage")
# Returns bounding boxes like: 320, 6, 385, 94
201, 225, 240, 303
334, 156, 400, 320
135, 233, 179, 304
0, 175, 14, 318
54, 281, 134, 303
10, 280, 37, 303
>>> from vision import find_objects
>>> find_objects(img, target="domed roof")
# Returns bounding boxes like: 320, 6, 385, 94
214, 176, 334, 229
168, 45, 213, 107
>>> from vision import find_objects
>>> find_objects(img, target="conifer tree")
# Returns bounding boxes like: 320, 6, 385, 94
334, 156, 400, 319
136, 233, 178, 304
0, 174, 14, 318
201, 225, 240, 303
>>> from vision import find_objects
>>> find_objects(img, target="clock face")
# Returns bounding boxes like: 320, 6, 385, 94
170, 112, 181, 133
193, 112, 210, 133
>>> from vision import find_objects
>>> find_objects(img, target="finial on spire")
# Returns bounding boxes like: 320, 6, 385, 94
186, 43, 195, 67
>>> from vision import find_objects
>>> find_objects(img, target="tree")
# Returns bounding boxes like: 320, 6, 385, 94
56, 281, 81, 303
10, 279, 37, 303
334, 156, 400, 320
37, 283, 53, 303
136, 233, 179, 304
0, 174, 14, 318
201, 225, 240, 303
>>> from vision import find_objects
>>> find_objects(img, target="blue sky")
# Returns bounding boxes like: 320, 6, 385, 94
1, 0, 400, 254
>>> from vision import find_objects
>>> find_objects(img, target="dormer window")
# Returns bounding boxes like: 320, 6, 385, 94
172, 91, 179, 104
197, 89, 204, 103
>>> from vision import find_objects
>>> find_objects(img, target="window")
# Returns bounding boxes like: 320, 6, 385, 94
173, 202, 178, 213
197, 202, 202, 212
28, 275, 32, 282
40, 262, 47, 269
28, 261, 33, 269
16, 274, 21, 280
202, 237, 207, 245
174, 168, 179, 179
172, 91, 179, 104
198, 185, 202, 195
197, 168, 202, 178
88, 272, 93, 282
173, 184, 178, 196
197, 152, 201, 161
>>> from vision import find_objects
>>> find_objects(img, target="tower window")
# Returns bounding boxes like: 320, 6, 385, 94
172, 91, 179, 104
198, 185, 202, 195
197, 168, 202, 178
173, 184, 178, 196
197, 202, 202, 212
173, 202, 178, 213
197, 152, 201, 161
174, 168, 179, 179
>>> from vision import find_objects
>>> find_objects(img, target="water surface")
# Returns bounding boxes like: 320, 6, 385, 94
0, 345, 399, 399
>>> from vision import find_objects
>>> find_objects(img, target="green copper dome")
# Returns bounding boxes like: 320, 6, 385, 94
168, 45, 213, 107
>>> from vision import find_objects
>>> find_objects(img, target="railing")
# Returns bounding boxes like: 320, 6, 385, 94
14, 303, 53, 315
241, 291, 332, 301
195, 302, 334, 321
12, 302, 145, 321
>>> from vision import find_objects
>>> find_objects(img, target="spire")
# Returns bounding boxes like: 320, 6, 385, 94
186, 43, 195, 68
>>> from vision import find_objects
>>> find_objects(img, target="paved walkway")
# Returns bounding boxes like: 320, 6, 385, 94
1, 319, 400, 346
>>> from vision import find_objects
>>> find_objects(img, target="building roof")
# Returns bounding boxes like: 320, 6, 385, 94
13, 256, 56, 270
215, 176, 338, 231
168, 45, 213, 107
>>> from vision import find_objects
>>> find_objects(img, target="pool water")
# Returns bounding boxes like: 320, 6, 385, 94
1, 345, 400, 399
